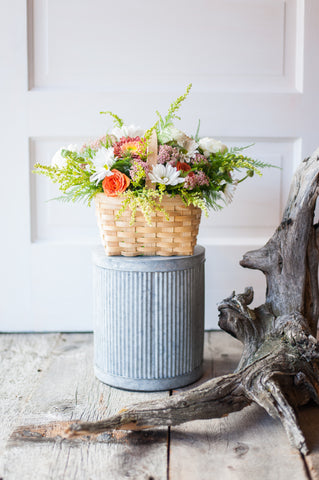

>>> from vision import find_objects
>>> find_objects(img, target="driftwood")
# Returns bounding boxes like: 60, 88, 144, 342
67, 149, 319, 455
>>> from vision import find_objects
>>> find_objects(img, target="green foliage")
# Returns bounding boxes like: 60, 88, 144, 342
131, 162, 146, 188
99, 134, 114, 149
33, 152, 101, 206
156, 84, 192, 142
100, 111, 124, 128
112, 158, 132, 176
179, 190, 211, 216
194, 119, 201, 142
144, 123, 159, 142
116, 188, 168, 226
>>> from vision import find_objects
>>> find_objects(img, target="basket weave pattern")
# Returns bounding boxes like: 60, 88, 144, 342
95, 193, 201, 256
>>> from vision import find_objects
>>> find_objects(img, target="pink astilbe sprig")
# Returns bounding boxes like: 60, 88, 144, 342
157, 145, 186, 165
184, 171, 210, 190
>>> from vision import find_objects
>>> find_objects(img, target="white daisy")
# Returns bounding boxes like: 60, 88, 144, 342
148, 164, 185, 186
223, 181, 238, 205
90, 147, 115, 184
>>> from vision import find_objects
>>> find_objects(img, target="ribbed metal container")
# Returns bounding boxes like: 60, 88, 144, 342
92, 245, 205, 391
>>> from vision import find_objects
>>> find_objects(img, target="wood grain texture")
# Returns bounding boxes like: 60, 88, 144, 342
3, 334, 168, 480
2, 332, 319, 479
0, 333, 62, 476
299, 405, 319, 480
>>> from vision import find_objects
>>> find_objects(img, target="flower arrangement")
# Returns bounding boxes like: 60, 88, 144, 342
33, 84, 271, 224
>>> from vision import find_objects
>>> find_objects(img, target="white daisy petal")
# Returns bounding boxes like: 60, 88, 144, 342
92, 147, 115, 169
223, 181, 238, 205
90, 168, 114, 185
90, 147, 115, 184
149, 164, 185, 186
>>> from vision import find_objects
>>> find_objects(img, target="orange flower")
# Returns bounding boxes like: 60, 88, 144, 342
176, 161, 191, 172
113, 137, 146, 159
102, 169, 130, 197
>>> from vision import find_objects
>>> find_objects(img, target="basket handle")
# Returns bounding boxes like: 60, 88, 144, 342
145, 129, 158, 190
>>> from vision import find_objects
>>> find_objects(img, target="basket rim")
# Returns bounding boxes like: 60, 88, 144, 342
94, 192, 201, 209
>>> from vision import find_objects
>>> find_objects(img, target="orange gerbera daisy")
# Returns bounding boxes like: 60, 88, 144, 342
113, 137, 145, 159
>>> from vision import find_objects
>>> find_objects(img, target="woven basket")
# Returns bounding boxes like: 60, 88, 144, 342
95, 131, 202, 256
95, 193, 201, 256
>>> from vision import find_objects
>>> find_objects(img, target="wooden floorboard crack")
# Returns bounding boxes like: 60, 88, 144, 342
302, 453, 314, 480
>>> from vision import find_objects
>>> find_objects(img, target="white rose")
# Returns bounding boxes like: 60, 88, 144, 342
198, 137, 228, 157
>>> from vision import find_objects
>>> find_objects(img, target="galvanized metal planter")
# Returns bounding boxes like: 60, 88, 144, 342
92, 245, 205, 391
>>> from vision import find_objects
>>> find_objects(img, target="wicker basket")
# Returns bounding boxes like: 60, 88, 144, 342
95, 193, 201, 256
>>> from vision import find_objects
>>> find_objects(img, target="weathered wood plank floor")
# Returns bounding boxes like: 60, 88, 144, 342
0, 331, 318, 479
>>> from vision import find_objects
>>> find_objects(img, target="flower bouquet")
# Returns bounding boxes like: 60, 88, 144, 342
34, 84, 271, 256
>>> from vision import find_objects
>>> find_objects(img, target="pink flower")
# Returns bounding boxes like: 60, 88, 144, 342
157, 145, 185, 165
184, 171, 210, 190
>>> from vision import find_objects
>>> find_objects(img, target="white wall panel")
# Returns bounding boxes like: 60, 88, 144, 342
30, 137, 98, 243
29, 0, 303, 92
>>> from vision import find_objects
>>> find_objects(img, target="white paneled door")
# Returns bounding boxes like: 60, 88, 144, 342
1, 0, 318, 331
